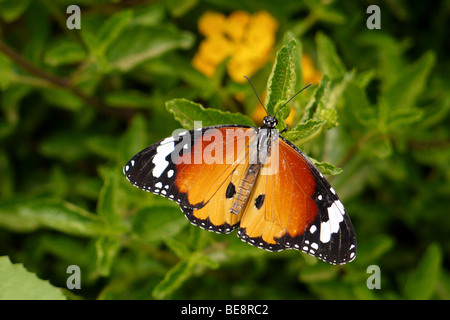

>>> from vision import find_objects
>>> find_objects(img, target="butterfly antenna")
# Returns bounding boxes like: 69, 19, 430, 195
275, 83, 312, 117
244, 76, 267, 114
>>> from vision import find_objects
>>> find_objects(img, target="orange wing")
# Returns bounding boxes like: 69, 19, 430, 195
176, 126, 257, 233
238, 137, 356, 264
125, 125, 256, 232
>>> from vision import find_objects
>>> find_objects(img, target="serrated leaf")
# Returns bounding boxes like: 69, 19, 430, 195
301, 75, 330, 122
313, 161, 343, 176
405, 243, 442, 300
316, 32, 346, 79
0, 256, 66, 300
166, 98, 255, 130
284, 119, 324, 141
265, 39, 298, 120
0, 198, 123, 237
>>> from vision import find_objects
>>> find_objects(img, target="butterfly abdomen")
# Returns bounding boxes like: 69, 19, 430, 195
230, 163, 261, 214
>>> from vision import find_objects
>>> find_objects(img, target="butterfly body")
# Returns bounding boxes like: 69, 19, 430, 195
124, 116, 356, 265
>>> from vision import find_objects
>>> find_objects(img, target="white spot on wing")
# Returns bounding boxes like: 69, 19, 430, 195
319, 200, 345, 243
152, 139, 175, 178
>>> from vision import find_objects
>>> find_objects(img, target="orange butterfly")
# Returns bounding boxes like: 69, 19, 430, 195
124, 85, 356, 265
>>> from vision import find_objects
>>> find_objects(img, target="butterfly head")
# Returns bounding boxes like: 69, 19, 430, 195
262, 115, 278, 129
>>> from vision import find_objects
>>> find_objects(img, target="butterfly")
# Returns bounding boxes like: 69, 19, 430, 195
124, 81, 356, 265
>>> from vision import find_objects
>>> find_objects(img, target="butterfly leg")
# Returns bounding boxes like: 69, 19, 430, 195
280, 124, 289, 134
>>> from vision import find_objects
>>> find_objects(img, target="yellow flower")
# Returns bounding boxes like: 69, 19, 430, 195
198, 34, 233, 65
198, 11, 226, 37
192, 10, 278, 82
192, 53, 216, 78
224, 11, 250, 42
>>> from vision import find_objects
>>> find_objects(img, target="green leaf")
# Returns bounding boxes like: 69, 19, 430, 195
0, 54, 14, 90
166, 98, 255, 130
165, 0, 198, 17
81, 9, 133, 68
305, 0, 346, 24
301, 75, 330, 122
353, 235, 395, 267
316, 32, 346, 79
315, 73, 352, 129
133, 4, 166, 26
39, 132, 90, 162
0, 198, 123, 237
0, 256, 66, 300
284, 119, 324, 141
94, 236, 121, 277
44, 40, 86, 66
404, 243, 442, 300
343, 81, 376, 127
299, 262, 339, 283
106, 25, 194, 72
381, 51, 435, 110
365, 137, 393, 159
97, 169, 121, 226
387, 107, 424, 129
313, 161, 343, 176
164, 238, 191, 259
0, 0, 31, 23
152, 258, 196, 299
132, 205, 187, 242
105, 90, 152, 109
118, 114, 148, 165
97, 10, 134, 54
265, 39, 298, 122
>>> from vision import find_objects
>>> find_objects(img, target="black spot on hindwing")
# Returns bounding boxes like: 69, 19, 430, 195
226, 182, 236, 199
254, 194, 265, 210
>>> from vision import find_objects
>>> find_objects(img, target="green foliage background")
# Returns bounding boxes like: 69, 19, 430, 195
0, 0, 449, 300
